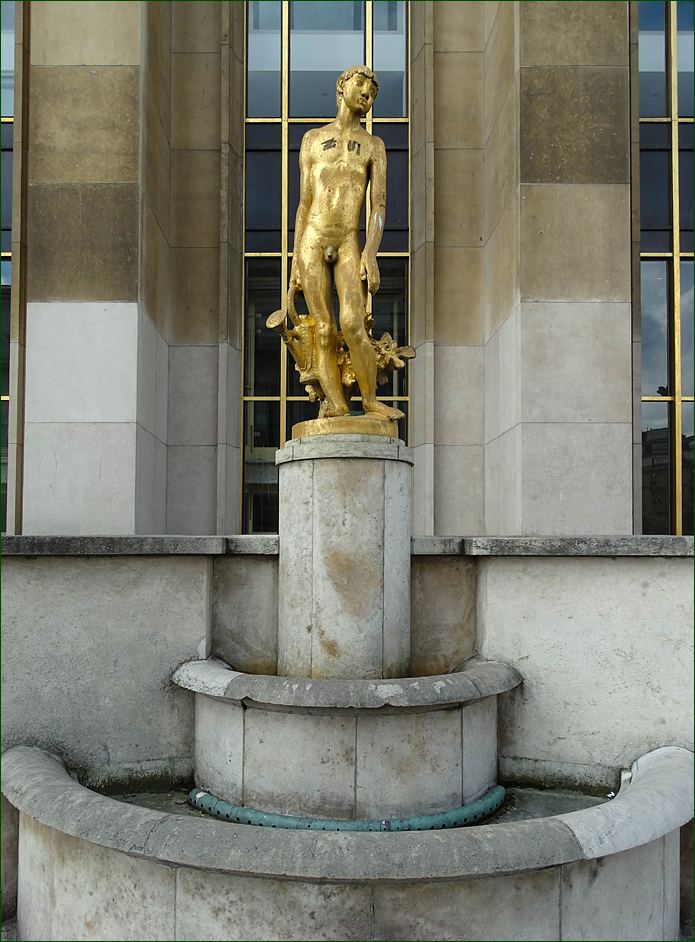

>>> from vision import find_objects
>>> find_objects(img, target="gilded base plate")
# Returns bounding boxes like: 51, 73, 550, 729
292, 415, 399, 439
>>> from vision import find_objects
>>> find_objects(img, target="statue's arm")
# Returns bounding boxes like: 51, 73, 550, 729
290, 136, 313, 289
361, 136, 387, 295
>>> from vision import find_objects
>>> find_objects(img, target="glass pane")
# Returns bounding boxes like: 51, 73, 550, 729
1, 146, 11, 231
371, 257, 408, 397
0, 0, 14, 118
677, 0, 694, 116
288, 122, 322, 250
245, 124, 281, 252
247, 1, 281, 117
373, 0, 406, 117
290, 1, 364, 117
381, 146, 408, 251
1, 258, 9, 286
640, 130, 671, 252
243, 401, 279, 533
642, 401, 671, 533
286, 398, 317, 438
679, 124, 693, 241
1, 282, 8, 398
639, 1, 667, 117
683, 402, 694, 534
1, 398, 7, 532
641, 260, 671, 396
682, 261, 694, 396
1, 119, 11, 148
245, 258, 281, 396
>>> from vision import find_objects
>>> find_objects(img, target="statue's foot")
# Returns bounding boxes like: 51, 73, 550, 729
323, 401, 350, 418
363, 400, 405, 421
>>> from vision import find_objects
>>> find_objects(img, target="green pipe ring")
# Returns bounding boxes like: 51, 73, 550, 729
188, 784, 506, 831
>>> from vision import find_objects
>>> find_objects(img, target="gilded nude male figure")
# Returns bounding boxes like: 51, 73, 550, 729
267, 66, 412, 426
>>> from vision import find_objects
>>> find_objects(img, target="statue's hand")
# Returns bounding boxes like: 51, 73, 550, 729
360, 254, 380, 295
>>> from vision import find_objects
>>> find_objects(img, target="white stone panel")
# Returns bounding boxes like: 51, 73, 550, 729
168, 345, 219, 446
194, 695, 244, 804
175, 870, 373, 941
135, 425, 157, 534
434, 345, 484, 445
497, 304, 522, 435
462, 696, 497, 801
136, 308, 157, 437
374, 869, 561, 940
411, 341, 434, 446
355, 709, 462, 818
277, 457, 314, 676
17, 816, 53, 941
560, 839, 665, 941
25, 302, 138, 423
23, 422, 137, 534
484, 425, 522, 536
243, 709, 356, 819
167, 445, 217, 534
382, 459, 412, 676
50, 829, 176, 940
413, 442, 435, 536
480, 556, 694, 772
520, 302, 632, 423
155, 329, 168, 444
434, 444, 484, 534
519, 422, 633, 534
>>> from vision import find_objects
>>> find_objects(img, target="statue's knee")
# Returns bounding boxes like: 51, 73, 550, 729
315, 321, 335, 348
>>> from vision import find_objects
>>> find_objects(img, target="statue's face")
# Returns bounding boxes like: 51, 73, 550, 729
341, 72, 377, 115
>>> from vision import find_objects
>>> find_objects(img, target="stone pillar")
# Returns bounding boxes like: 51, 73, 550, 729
277, 435, 412, 679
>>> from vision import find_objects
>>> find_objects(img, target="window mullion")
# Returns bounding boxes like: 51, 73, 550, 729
668, 2, 683, 533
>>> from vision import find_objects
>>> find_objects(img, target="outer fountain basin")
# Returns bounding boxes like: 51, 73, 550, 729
2, 745, 691, 941
173, 657, 520, 818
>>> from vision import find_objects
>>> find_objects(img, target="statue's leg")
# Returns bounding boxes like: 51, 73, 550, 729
297, 240, 349, 416
335, 243, 404, 421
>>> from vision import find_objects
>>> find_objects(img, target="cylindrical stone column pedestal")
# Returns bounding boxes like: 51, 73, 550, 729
277, 434, 412, 679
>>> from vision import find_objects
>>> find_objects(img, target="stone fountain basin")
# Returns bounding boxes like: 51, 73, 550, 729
173, 657, 521, 819
2, 744, 692, 941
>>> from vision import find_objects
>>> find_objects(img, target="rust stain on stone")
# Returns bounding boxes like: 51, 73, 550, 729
323, 546, 380, 618
317, 625, 341, 658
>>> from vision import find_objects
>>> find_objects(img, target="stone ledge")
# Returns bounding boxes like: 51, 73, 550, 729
277, 436, 414, 466
464, 536, 694, 557
2, 745, 691, 882
3, 534, 691, 558
172, 656, 522, 711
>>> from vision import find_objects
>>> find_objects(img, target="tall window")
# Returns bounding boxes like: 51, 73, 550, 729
242, 0, 410, 532
638, 0, 694, 534
1, 0, 14, 530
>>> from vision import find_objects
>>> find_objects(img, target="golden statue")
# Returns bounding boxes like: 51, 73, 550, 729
266, 66, 414, 437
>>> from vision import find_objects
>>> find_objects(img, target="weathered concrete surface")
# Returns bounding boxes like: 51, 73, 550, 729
466, 535, 693, 557
1, 556, 210, 785
480, 557, 694, 780
212, 555, 278, 673
411, 556, 476, 674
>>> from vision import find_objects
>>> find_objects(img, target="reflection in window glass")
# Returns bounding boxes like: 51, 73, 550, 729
1, 259, 9, 286
289, 1, 364, 117
639, 1, 667, 117
373, 0, 406, 117
1, 399, 7, 531
682, 261, 694, 396
677, 0, 694, 116
248, 1, 281, 117
245, 124, 282, 251
679, 123, 694, 251
0, 0, 14, 118
1, 147, 11, 231
286, 399, 317, 440
245, 259, 281, 396
243, 401, 279, 533
642, 401, 671, 533
683, 402, 694, 534
639, 129, 671, 251
1, 283, 8, 398
372, 257, 408, 397
641, 261, 670, 396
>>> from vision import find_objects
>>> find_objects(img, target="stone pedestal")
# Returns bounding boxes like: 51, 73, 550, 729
276, 435, 413, 679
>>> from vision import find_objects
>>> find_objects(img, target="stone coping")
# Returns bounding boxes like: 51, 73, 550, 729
171, 657, 522, 711
3, 534, 691, 557
1, 745, 691, 883
277, 436, 413, 466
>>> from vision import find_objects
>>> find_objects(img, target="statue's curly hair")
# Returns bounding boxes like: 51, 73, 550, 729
335, 65, 379, 108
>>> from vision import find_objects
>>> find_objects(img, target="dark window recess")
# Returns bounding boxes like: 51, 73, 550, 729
245, 124, 282, 251
642, 401, 672, 534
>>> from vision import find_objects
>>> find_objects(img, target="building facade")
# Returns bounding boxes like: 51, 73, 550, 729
1, 0, 692, 539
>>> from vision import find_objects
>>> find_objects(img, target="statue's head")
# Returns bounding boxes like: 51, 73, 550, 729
336, 65, 379, 115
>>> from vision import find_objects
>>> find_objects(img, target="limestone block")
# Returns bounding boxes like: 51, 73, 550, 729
462, 697, 497, 802
194, 696, 243, 804
373, 869, 561, 941
175, 870, 373, 941
560, 839, 665, 940
434, 52, 483, 149
410, 556, 476, 675
434, 148, 484, 247
277, 439, 411, 679
169, 246, 220, 344
30, 2, 141, 66
168, 345, 219, 446
242, 709, 356, 819
171, 150, 220, 248
166, 445, 217, 534
434, 346, 484, 445
213, 555, 278, 674
434, 444, 484, 535
664, 830, 681, 942
483, 1, 515, 144
50, 828, 176, 940
434, 247, 484, 346
355, 709, 463, 818
172, 53, 221, 151
520, 2, 628, 67
433, 2, 485, 53
17, 816, 53, 941
172, 2, 221, 54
